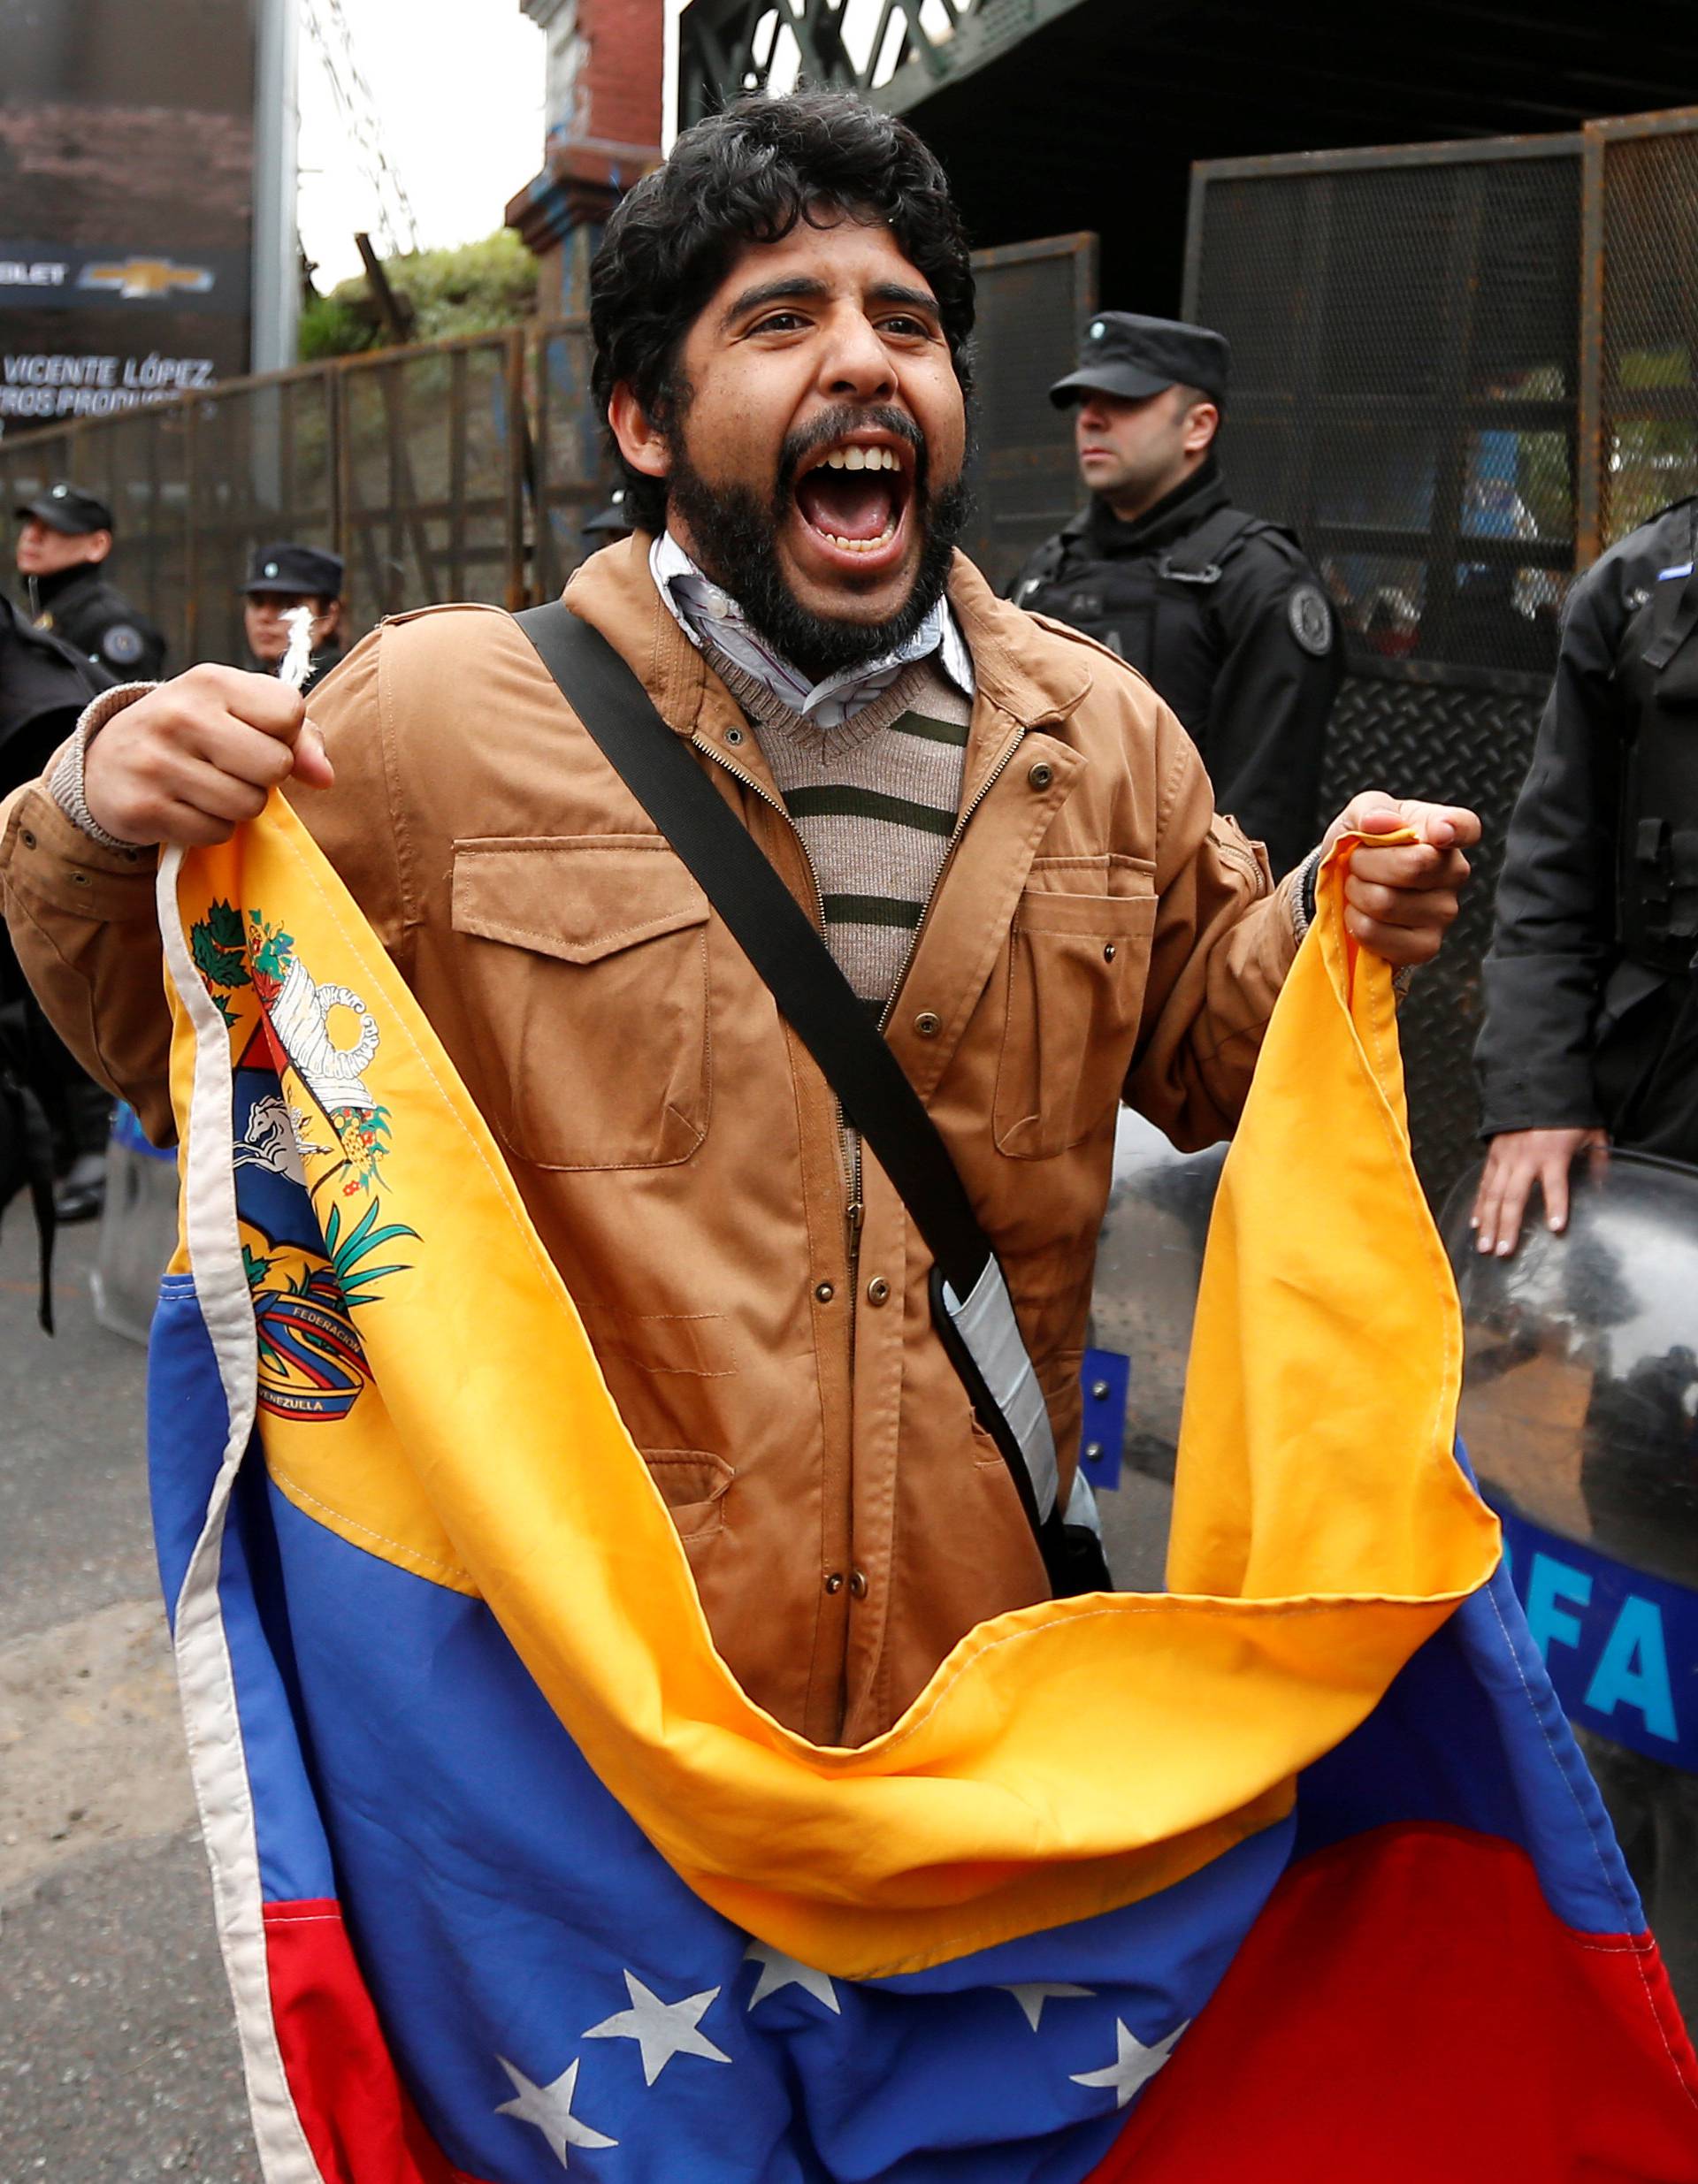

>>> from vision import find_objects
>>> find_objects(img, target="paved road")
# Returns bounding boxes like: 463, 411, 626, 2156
0, 1206, 261, 2184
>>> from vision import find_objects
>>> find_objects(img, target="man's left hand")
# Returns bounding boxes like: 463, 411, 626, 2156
1316, 791, 1480, 967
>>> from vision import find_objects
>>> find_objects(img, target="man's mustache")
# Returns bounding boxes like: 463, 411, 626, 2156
776, 407, 928, 502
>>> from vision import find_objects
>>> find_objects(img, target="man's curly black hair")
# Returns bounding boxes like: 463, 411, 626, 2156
589, 91, 975, 537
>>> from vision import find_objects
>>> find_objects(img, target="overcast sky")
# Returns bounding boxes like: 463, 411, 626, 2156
296, 0, 547, 290
293, 0, 899, 291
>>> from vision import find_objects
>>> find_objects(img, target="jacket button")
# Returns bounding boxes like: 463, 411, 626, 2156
814, 1281, 835, 1303
1028, 760, 1053, 790
848, 1569, 868, 1599
1103, 943, 1117, 962
824, 1572, 845, 1594
914, 1009, 941, 1038
19, 829, 35, 849
866, 1276, 891, 1306
725, 724, 745, 745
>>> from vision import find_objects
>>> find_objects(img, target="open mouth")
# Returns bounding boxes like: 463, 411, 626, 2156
792, 438, 914, 558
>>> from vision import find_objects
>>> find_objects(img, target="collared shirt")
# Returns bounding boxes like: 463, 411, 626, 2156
649, 531, 975, 730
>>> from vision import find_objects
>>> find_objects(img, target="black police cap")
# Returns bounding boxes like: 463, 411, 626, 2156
581, 488, 631, 539
1049, 313, 1230, 410
241, 542, 345, 599
14, 481, 114, 536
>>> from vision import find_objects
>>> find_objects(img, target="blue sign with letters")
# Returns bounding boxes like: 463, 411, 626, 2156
1494, 1501, 1697, 1775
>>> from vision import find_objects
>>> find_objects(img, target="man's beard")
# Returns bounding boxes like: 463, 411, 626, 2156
664, 403, 971, 684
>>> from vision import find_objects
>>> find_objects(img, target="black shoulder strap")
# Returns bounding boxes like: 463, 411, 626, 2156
512, 601, 1108, 1588
514, 601, 986, 1298
1158, 504, 1265, 584
1010, 530, 1070, 600
1642, 505, 1698, 673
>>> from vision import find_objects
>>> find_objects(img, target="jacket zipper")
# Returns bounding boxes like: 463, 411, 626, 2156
689, 734, 859, 1249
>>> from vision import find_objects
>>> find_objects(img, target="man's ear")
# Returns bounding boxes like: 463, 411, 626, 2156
608, 383, 669, 483
84, 529, 114, 565
1181, 401, 1220, 460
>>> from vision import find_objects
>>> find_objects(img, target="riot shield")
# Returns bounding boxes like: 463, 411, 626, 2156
1080, 1111, 1227, 1588
1441, 1149, 1698, 2030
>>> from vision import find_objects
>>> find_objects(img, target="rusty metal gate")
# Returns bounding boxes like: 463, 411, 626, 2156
0, 232, 1093, 668
0, 323, 608, 670
1186, 106, 1698, 1204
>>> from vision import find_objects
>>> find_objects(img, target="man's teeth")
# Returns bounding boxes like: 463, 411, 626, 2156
820, 446, 901, 471
822, 523, 897, 554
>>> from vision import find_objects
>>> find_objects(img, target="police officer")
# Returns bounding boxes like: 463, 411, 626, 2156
580, 486, 631, 547
1474, 493, 1698, 1243
240, 543, 347, 696
1010, 314, 1341, 876
1472, 493, 1698, 2022
14, 482, 166, 683
0, 595, 118, 1227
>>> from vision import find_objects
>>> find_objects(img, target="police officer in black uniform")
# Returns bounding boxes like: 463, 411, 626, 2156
14, 482, 167, 683
240, 542, 347, 697
1474, 494, 1698, 1237
1472, 493, 1698, 2024
0, 593, 119, 1228
1009, 314, 1341, 876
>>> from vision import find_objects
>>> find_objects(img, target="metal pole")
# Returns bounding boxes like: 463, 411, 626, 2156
1576, 125, 1607, 568
251, 0, 301, 376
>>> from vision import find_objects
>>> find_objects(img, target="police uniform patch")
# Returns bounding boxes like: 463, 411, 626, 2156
101, 622, 145, 667
1287, 584, 1333, 658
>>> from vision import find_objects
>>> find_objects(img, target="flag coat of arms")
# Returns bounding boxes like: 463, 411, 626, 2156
148, 798, 1698, 2181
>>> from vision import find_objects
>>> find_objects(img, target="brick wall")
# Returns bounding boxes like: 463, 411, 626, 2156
577, 0, 662, 153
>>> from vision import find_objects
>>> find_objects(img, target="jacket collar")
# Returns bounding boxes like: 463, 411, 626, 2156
1072, 454, 1229, 560
27, 560, 105, 615
562, 534, 1094, 743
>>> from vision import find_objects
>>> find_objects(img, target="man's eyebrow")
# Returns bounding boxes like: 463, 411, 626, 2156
868, 281, 941, 317
720, 275, 830, 327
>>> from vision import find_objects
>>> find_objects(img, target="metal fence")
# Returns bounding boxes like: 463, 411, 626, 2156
0, 321, 611, 669
0, 229, 1092, 664
960, 233, 1097, 593
1187, 107, 1698, 1204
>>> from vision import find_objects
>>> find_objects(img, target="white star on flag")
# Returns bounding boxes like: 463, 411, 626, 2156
1069, 2018, 1189, 2109
744, 1939, 841, 2013
494, 2055, 617, 2167
999, 1981, 1094, 2030
585, 1970, 731, 2085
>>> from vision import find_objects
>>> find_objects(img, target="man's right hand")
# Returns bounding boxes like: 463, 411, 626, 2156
1471, 1126, 1609, 1256
82, 665, 335, 848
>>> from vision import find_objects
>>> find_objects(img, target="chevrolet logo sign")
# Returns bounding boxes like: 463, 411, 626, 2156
78, 256, 214, 301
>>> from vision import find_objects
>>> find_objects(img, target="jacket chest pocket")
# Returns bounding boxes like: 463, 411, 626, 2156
451, 837, 711, 1171
993, 876, 1158, 1160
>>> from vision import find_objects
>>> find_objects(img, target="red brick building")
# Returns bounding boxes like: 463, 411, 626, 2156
505, 0, 664, 317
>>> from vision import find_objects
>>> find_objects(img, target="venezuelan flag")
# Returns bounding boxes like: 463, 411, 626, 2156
147, 801, 1698, 2182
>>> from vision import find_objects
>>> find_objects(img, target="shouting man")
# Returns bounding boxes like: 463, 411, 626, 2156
0, 94, 1474, 1747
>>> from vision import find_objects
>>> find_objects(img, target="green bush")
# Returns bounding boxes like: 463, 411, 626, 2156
298, 229, 539, 361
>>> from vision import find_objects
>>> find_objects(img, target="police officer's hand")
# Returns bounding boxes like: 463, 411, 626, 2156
1319, 791, 1480, 967
1471, 1126, 1610, 1256
82, 665, 334, 848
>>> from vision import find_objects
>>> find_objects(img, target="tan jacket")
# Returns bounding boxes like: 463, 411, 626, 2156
1, 540, 1299, 1745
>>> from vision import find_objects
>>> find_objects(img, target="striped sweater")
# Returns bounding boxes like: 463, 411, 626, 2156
703, 651, 974, 1013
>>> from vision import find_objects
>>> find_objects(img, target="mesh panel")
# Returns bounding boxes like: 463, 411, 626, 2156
1319, 670, 1547, 1207
1193, 151, 1579, 674
961, 237, 1097, 592
1599, 121, 1698, 546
